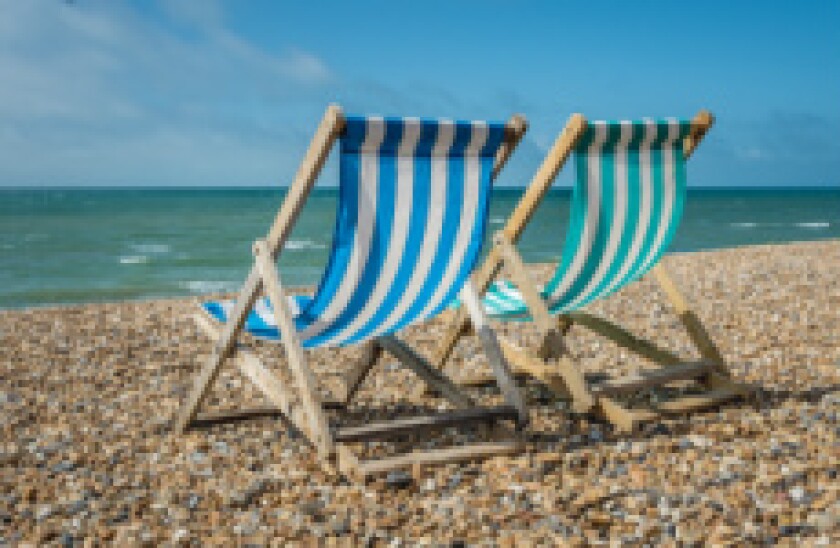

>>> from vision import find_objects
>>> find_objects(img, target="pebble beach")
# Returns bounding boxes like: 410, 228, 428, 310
1, 240, 838, 545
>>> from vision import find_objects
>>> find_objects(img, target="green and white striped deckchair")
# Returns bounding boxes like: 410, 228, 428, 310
433, 111, 753, 432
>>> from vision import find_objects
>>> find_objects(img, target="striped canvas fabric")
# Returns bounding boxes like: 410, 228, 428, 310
482, 118, 692, 319
205, 115, 507, 347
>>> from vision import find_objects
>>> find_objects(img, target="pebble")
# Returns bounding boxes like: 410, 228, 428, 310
1, 242, 839, 543
385, 470, 413, 489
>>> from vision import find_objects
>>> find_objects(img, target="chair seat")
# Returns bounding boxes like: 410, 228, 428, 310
452, 280, 549, 321
203, 295, 313, 341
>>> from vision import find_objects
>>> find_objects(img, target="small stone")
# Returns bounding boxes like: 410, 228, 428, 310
386, 470, 412, 489
186, 494, 201, 510
65, 499, 88, 516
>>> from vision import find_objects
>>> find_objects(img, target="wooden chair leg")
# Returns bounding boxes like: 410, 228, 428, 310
652, 264, 728, 376
339, 340, 382, 405
254, 240, 334, 460
460, 281, 529, 425
378, 335, 474, 409
173, 270, 262, 434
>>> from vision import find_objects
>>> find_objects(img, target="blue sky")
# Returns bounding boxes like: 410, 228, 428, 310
0, 0, 838, 187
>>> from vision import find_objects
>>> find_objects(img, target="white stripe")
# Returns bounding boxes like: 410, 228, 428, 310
368, 120, 456, 337
602, 119, 657, 293
324, 119, 422, 345
286, 295, 301, 316
548, 122, 608, 304
565, 121, 632, 308
300, 117, 386, 340
637, 119, 680, 273
220, 299, 234, 320
418, 122, 489, 321
496, 280, 525, 302
254, 298, 275, 327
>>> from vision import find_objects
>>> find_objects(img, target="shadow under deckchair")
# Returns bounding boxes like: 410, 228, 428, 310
172, 105, 530, 481
431, 110, 755, 433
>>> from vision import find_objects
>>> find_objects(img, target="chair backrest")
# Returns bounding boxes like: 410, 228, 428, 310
298, 115, 507, 348
544, 119, 693, 312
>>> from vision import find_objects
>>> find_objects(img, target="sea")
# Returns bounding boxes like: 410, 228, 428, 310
1, 187, 838, 309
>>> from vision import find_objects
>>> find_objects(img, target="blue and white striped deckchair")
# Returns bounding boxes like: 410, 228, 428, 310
433, 111, 751, 432
174, 105, 530, 478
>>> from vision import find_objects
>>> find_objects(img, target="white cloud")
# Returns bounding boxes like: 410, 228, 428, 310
0, 0, 333, 186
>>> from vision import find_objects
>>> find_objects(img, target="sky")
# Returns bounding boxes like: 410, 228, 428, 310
0, 0, 838, 187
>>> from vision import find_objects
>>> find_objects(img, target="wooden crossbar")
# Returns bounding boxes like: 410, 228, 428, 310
338, 438, 523, 481
590, 361, 712, 396
334, 406, 518, 443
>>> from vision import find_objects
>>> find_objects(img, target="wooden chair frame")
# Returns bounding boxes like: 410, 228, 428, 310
431, 111, 753, 432
173, 105, 531, 480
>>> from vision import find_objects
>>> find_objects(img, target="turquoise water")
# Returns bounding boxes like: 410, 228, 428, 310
1, 188, 838, 309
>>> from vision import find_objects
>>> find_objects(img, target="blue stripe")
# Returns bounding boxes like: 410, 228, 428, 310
299, 118, 367, 329
429, 123, 506, 316
388, 122, 471, 333
305, 119, 402, 347
343, 120, 437, 345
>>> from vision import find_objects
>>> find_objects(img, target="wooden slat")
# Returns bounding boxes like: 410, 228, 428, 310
492, 115, 529, 180
655, 386, 744, 414
683, 110, 714, 160
591, 361, 713, 396
353, 440, 523, 478
596, 397, 658, 433
193, 407, 288, 427
473, 324, 529, 425
173, 268, 262, 433
334, 406, 519, 443
265, 105, 346, 252
190, 312, 313, 441
254, 240, 333, 459
495, 235, 554, 331
340, 340, 382, 405
565, 311, 682, 366
651, 265, 727, 368
377, 335, 474, 409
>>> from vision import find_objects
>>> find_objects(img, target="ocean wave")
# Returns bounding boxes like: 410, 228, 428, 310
119, 255, 148, 265
731, 221, 830, 229
130, 243, 171, 254
284, 239, 326, 251
180, 280, 239, 294
490, 217, 505, 225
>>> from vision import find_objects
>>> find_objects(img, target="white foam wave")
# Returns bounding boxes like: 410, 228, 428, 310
795, 222, 829, 229
180, 280, 239, 294
731, 222, 757, 228
130, 243, 171, 254
119, 255, 148, 265
284, 239, 326, 251
490, 217, 505, 225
